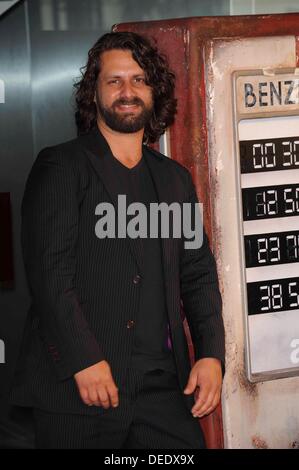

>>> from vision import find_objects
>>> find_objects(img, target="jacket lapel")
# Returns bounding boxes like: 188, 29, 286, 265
81, 128, 144, 272
80, 128, 175, 280
142, 146, 177, 282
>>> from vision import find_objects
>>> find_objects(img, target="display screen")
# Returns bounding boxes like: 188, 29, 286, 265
247, 277, 299, 315
242, 184, 299, 220
245, 230, 299, 267
239, 117, 299, 317
240, 136, 299, 173
236, 75, 299, 377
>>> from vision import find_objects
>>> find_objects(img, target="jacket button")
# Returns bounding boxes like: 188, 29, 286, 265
52, 352, 60, 362
133, 274, 141, 285
127, 320, 135, 329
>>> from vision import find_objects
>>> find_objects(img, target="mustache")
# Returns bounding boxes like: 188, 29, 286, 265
112, 97, 145, 107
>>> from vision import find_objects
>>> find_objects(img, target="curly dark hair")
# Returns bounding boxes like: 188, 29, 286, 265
74, 31, 177, 143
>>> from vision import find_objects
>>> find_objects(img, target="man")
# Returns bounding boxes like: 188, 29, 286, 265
10, 32, 225, 449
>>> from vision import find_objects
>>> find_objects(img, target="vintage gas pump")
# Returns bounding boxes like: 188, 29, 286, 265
115, 14, 299, 448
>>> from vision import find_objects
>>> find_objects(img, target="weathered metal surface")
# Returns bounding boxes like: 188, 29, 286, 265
205, 35, 298, 448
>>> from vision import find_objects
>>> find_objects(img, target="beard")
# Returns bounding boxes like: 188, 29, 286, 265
95, 92, 153, 134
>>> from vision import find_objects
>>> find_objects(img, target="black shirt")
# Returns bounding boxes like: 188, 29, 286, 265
106, 151, 176, 374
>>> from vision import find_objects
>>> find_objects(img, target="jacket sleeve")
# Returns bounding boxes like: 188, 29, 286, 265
21, 146, 105, 381
179, 171, 225, 374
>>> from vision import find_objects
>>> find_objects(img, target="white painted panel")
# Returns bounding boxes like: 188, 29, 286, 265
249, 310, 299, 373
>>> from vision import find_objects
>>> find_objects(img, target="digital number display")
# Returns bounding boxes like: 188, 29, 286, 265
242, 184, 299, 220
245, 230, 299, 268
247, 277, 299, 315
240, 136, 299, 173
239, 128, 299, 317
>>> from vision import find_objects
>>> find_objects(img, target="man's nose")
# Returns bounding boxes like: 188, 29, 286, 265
120, 81, 135, 98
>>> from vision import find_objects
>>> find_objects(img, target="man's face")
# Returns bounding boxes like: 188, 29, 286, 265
95, 49, 154, 134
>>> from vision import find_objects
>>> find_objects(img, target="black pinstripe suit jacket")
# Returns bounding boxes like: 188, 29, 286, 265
10, 127, 225, 415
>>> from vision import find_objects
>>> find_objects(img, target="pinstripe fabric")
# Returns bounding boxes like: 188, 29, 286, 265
33, 368, 205, 449
9, 127, 225, 417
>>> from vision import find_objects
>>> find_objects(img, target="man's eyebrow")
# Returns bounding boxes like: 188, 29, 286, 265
104, 74, 122, 79
104, 73, 146, 79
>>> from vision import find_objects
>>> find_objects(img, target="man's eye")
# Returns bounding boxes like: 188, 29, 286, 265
135, 77, 145, 83
108, 80, 120, 85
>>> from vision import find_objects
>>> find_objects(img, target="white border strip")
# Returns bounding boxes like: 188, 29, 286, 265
241, 169, 299, 188
243, 215, 299, 235
249, 308, 299, 318
239, 115, 299, 141
246, 262, 299, 282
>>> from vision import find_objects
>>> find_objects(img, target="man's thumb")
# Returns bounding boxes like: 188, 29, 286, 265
184, 375, 197, 394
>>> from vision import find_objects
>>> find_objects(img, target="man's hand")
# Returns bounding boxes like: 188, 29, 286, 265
74, 360, 119, 409
184, 358, 222, 418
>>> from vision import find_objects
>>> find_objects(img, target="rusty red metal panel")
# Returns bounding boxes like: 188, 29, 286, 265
0, 192, 14, 288
114, 14, 299, 448
115, 13, 299, 40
